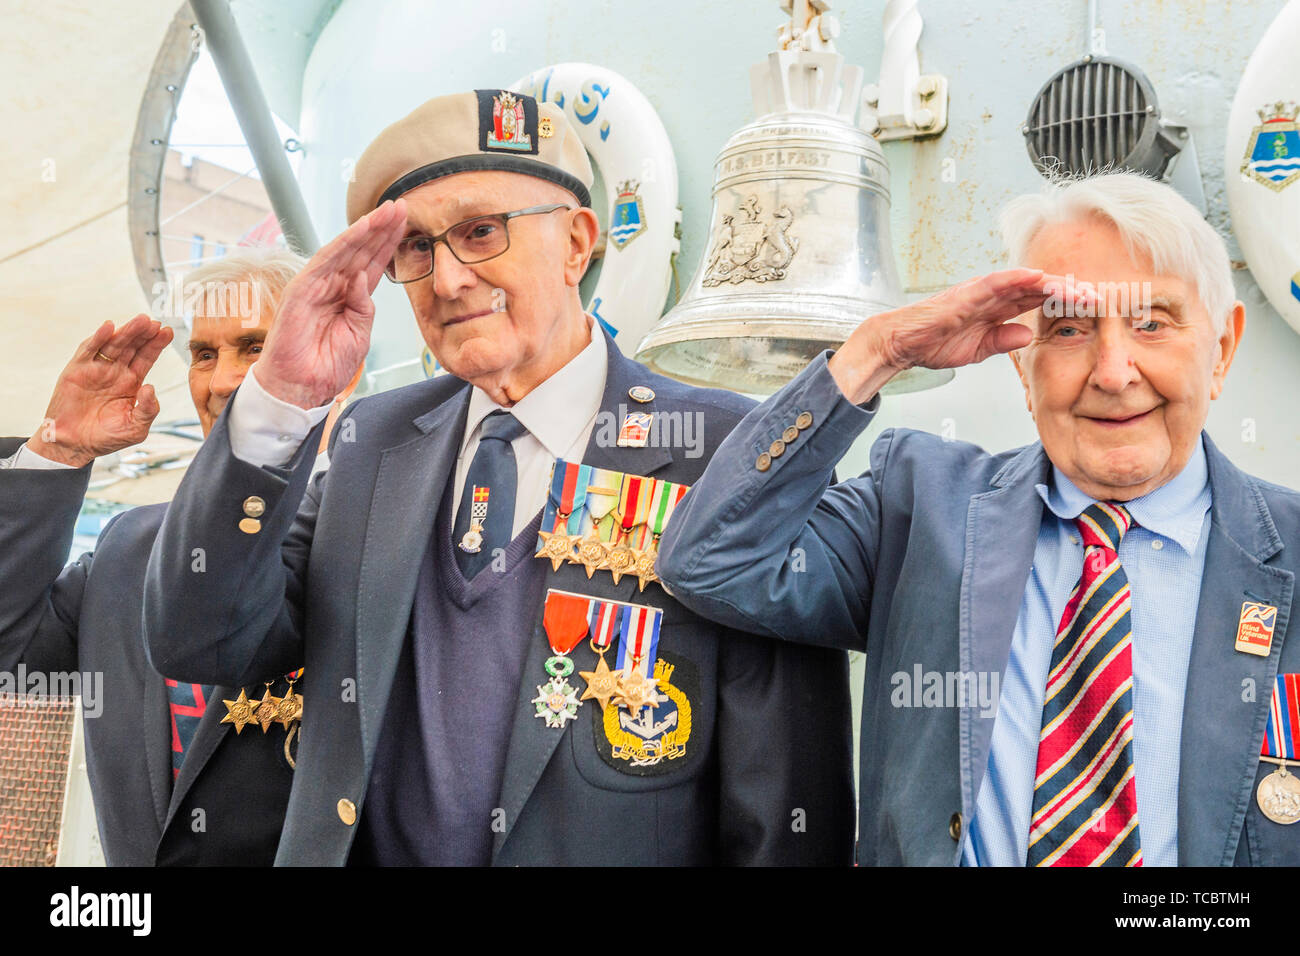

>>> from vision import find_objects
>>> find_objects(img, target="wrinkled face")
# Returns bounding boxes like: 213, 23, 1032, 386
187, 297, 274, 436
1010, 217, 1243, 502
394, 170, 589, 383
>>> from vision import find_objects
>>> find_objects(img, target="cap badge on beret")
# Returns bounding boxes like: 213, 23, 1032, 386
477, 89, 539, 155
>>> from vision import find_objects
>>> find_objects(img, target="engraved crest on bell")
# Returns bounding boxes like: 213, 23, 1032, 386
702, 195, 799, 286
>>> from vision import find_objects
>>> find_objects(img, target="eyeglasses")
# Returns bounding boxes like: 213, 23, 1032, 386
383, 203, 572, 283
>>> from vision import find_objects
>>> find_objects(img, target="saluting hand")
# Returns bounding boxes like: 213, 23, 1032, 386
256, 200, 408, 410
828, 269, 1092, 405
27, 314, 174, 468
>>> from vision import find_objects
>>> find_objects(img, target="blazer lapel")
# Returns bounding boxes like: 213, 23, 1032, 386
492, 333, 671, 859
161, 684, 234, 833
141, 671, 174, 835
1177, 435, 1294, 865
355, 387, 470, 766
581, 327, 674, 477
957, 442, 1051, 828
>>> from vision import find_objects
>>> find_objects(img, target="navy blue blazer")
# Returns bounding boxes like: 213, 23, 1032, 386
0, 439, 297, 865
658, 352, 1300, 866
142, 331, 855, 865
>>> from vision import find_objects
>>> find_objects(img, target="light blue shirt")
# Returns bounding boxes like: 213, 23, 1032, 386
962, 437, 1212, 866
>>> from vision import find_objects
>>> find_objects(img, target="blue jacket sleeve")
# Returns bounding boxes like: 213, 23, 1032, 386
656, 352, 888, 652
0, 437, 92, 673
142, 395, 331, 686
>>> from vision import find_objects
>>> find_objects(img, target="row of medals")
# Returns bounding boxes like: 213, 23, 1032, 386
532, 639, 660, 729
220, 677, 304, 736
536, 519, 663, 591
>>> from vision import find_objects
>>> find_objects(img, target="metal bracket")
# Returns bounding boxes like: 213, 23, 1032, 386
861, 73, 949, 141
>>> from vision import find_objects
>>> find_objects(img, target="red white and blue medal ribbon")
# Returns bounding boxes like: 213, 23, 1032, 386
615, 604, 662, 679
1262, 674, 1300, 760
588, 599, 625, 651
1256, 674, 1300, 825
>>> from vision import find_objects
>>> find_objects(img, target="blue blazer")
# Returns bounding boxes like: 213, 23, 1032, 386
0, 441, 297, 865
142, 331, 855, 865
658, 352, 1300, 866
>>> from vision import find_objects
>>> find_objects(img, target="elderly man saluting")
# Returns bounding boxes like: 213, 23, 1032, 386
0, 249, 307, 865
659, 171, 1300, 867
143, 90, 853, 865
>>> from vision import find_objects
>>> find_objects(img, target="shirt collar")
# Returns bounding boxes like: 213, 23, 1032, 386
462, 317, 606, 458
1035, 435, 1212, 555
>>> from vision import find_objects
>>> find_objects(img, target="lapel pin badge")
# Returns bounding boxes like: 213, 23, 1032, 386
617, 412, 653, 448
1235, 599, 1279, 657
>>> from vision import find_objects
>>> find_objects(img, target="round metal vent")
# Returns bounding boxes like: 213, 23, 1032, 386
1023, 55, 1183, 179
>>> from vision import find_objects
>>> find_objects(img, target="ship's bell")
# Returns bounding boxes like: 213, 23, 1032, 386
635, 47, 952, 395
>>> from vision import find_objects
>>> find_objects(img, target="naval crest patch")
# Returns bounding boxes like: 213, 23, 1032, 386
595, 654, 698, 775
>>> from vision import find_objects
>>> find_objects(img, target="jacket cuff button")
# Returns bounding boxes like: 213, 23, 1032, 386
949, 812, 962, 841
239, 517, 262, 534
755, 452, 772, 472
795, 411, 814, 430
338, 798, 357, 826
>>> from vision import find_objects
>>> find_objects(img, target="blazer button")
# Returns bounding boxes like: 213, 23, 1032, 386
795, 411, 814, 430
243, 495, 266, 518
756, 452, 772, 472
948, 812, 962, 841
782, 425, 799, 443
769, 439, 786, 458
338, 798, 357, 826
238, 517, 262, 535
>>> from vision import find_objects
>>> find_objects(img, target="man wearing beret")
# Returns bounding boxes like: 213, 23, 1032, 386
0, 249, 306, 865
143, 89, 854, 865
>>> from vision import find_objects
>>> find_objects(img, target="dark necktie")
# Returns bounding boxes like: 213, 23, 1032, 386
1027, 501, 1142, 866
451, 410, 528, 578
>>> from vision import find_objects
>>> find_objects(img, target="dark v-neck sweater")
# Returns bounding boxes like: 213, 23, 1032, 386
351, 478, 547, 865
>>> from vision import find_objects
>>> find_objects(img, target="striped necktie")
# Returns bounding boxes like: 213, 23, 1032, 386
1027, 501, 1142, 867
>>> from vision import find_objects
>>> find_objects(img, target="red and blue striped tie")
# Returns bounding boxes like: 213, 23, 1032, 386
1027, 501, 1142, 867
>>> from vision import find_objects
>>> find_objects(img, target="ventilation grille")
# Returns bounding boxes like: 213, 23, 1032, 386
0, 698, 76, 866
1024, 57, 1155, 176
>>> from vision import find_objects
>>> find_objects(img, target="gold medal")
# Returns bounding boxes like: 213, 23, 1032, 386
253, 683, 281, 733
632, 543, 659, 592
605, 542, 637, 585
574, 529, 611, 578
276, 670, 305, 731
535, 528, 579, 571
220, 688, 258, 735
615, 669, 660, 717
579, 651, 620, 711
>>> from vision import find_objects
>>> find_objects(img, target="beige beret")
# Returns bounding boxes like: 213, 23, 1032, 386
345, 89, 593, 224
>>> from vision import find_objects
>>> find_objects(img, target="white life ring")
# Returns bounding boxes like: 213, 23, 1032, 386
1225, 0, 1300, 335
513, 63, 681, 352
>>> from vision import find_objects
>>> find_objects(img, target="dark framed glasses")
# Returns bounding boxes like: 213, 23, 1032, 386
384, 202, 572, 283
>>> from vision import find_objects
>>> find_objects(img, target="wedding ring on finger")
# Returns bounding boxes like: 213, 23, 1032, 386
94, 350, 115, 362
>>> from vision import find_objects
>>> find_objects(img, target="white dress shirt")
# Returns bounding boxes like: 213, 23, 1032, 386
0, 444, 74, 469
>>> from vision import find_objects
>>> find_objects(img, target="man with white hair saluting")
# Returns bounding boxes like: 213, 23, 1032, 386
659, 171, 1300, 867
0, 248, 308, 865
143, 89, 855, 865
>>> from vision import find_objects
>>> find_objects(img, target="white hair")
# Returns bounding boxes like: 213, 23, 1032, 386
180, 245, 306, 324
999, 171, 1234, 333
